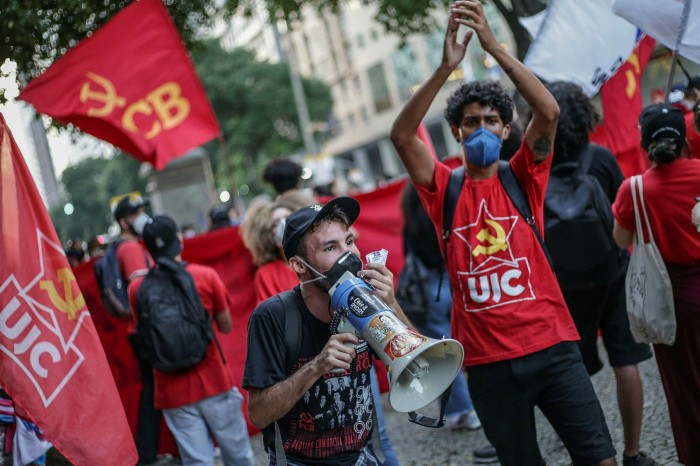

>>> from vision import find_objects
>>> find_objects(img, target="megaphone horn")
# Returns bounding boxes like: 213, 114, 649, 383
330, 273, 464, 413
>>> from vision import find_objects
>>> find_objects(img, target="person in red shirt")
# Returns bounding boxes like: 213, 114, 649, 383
240, 199, 298, 304
390, 3, 615, 465
113, 195, 171, 466
129, 215, 254, 466
613, 104, 700, 466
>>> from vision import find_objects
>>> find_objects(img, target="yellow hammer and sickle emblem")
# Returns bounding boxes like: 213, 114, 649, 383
625, 52, 641, 99
472, 219, 508, 257
80, 72, 127, 117
39, 268, 86, 320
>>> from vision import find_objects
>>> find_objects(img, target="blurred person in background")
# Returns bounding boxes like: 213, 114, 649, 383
613, 103, 700, 466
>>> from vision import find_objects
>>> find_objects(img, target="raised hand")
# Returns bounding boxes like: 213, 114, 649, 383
443, 3, 474, 71
451, 1, 499, 54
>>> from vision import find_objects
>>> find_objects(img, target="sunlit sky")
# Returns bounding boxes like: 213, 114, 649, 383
0, 60, 95, 183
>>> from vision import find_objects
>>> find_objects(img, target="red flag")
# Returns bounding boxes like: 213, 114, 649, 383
590, 35, 655, 178
0, 114, 137, 465
18, 0, 219, 170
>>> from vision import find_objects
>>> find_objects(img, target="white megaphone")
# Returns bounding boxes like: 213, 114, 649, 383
329, 268, 464, 413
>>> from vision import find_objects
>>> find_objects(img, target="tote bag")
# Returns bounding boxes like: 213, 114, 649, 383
625, 175, 676, 345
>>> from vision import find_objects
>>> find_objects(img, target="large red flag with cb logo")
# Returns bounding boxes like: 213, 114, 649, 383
0, 114, 137, 465
18, 0, 220, 170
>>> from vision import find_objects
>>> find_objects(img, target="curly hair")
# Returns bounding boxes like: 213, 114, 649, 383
546, 81, 600, 162
444, 81, 514, 127
240, 199, 280, 266
262, 158, 303, 195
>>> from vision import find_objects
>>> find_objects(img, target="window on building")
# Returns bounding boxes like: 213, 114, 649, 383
367, 63, 392, 113
357, 34, 365, 49
391, 44, 422, 102
360, 107, 369, 123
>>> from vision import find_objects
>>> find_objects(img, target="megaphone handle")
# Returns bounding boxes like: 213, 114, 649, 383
407, 381, 453, 428
330, 341, 357, 374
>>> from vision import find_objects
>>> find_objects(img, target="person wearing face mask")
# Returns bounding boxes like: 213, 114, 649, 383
390, 3, 616, 466
243, 197, 412, 466
113, 195, 173, 466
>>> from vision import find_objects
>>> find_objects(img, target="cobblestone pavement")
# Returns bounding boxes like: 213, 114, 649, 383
248, 346, 682, 466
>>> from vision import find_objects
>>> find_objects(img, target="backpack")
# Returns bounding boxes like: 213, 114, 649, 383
93, 240, 131, 319
395, 253, 431, 329
544, 145, 620, 289
134, 257, 214, 372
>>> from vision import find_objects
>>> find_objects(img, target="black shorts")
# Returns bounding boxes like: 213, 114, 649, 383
468, 342, 616, 466
562, 267, 652, 375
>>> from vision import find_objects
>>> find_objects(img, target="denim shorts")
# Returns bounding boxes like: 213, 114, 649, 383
467, 341, 616, 466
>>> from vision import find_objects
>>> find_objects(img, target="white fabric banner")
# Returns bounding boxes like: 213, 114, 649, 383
524, 0, 638, 96
613, 0, 700, 64
13, 417, 52, 466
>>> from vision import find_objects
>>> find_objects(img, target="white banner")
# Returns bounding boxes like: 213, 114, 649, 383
613, 0, 700, 64
524, 0, 638, 96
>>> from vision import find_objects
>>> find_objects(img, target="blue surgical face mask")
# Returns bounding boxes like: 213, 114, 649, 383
463, 127, 502, 167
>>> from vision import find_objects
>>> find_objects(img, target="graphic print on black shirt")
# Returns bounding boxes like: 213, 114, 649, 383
242, 287, 374, 466
286, 342, 373, 461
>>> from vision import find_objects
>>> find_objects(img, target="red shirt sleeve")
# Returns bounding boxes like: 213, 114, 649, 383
207, 267, 229, 315
117, 240, 151, 283
612, 177, 635, 231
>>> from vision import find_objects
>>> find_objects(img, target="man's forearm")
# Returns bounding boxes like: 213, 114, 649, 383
489, 46, 558, 122
391, 65, 453, 144
248, 361, 322, 428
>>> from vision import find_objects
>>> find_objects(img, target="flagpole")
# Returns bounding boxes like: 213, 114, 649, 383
216, 134, 239, 201
664, 0, 692, 101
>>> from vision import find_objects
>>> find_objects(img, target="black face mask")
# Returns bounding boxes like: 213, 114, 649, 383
324, 251, 363, 287
297, 251, 363, 288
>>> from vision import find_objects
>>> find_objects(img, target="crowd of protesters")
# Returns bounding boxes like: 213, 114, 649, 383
38, 3, 700, 466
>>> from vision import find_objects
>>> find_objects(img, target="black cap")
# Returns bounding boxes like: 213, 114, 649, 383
282, 197, 360, 260
114, 194, 147, 221
686, 75, 700, 92
142, 215, 181, 259
639, 103, 686, 151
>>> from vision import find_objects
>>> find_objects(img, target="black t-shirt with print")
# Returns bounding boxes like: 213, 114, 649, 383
243, 286, 374, 466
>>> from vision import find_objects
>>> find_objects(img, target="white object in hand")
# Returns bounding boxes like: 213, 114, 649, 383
366, 249, 389, 265
692, 199, 700, 233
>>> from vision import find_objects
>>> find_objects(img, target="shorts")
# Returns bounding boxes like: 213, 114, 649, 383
562, 267, 652, 375
468, 342, 616, 466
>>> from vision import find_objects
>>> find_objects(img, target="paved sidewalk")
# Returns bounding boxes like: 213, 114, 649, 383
248, 346, 681, 465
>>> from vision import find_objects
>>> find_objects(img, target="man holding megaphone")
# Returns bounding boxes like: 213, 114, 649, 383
243, 197, 419, 466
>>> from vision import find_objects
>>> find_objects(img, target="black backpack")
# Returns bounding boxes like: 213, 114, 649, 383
135, 257, 214, 372
94, 240, 132, 319
544, 145, 620, 289
395, 252, 431, 329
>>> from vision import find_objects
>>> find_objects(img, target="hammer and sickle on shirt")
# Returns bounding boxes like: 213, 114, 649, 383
39, 268, 86, 320
80, 72, 126, 117
472, 219, 508, 257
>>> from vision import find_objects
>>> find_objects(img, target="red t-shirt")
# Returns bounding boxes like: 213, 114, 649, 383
684, 111, 700, 159
613, 157, 700, 265
116, 238, 151, 283
128, 262, 234, 409
254, 259, 299, 304
117, 238, 151, 333
415, 142, 578, 366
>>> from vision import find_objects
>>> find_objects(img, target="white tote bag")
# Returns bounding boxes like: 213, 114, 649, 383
625, 175, 676, 345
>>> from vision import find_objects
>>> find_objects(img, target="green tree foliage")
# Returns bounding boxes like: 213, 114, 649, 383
1, 0, 545, 103
193, 41, 332, 196
49, 152, 146, 243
